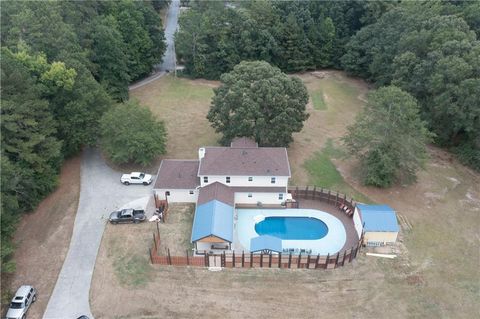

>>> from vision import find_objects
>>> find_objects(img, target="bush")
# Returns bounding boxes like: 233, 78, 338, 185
100, 101, 167, 165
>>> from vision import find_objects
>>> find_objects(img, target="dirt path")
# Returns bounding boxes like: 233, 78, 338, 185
1, 155, 81, 318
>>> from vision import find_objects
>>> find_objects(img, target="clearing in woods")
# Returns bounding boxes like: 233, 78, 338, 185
90, 72, 480, 318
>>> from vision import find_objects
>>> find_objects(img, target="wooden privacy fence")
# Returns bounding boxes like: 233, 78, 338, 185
150, 231, 364, 270
288, 186, 357, 215
149, 186, 364, 270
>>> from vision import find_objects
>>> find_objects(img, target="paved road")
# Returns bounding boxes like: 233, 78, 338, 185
129, 0, 180, 91
158, 0, 180, 72
43, 148, 152, 319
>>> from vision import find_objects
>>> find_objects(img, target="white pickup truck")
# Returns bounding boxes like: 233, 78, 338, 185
120, 172, 153, 185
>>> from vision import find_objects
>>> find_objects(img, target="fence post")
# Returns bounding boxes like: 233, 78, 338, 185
186, 249, 190, 266
260, 252, 263, 268
313, 186, 316, 199
250, 252, 253, 268
232, 251, 235, 268
328, 190, 331, 204
149, 248, 153, 264
242, 251, 245, 268
295, 186, 299, 199
325, 253, 330, 269
305, 186, 309, 198
342, 250, 347, 266
297, 252, 302, 268
315, 254, 320, 269
268, 253, 272, 268
306, 254, 311, 269
278, 252, 282, 268
349, 247, 354, 263
167, 248, 172, 265
288, 253, 292, 268
335, 252, 340, 268
153, 233, 157, 252
336, 192, 339, 207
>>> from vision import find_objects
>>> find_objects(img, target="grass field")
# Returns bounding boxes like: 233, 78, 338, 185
90, 71, 480, 318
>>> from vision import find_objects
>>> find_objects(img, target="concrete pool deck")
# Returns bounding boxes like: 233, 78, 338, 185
232, 199, 359, 255
237, 208, 347, 255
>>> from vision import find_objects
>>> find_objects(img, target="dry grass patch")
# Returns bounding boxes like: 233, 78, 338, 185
1, 155, 81, 318
131, 75, 219, 160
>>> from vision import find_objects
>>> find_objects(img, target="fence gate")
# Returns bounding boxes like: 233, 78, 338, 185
208, 255, 222, 267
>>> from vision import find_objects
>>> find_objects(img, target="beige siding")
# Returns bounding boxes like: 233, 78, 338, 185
364, 231, 398, 244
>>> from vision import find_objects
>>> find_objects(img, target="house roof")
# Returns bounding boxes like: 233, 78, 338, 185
230, 137, 258, 148
154, 160, 200, 189
198, 146, 291, 176
197, 182, 234, 206
250, 235, 282, 253
357, 204, 399, 232
191, 200, 234, 243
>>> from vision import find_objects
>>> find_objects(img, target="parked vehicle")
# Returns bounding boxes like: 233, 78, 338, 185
120, 172, 153, 185
5, 285, 37, 319
109, 209, 146, 224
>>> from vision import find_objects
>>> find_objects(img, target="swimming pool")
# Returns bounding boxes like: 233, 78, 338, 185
235, 209, 347, 255
255, 217, 328, 240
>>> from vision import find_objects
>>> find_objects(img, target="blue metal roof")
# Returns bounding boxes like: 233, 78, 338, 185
191, 200, 234, 242
250, 235, 282, 253
357, 204, 399, 232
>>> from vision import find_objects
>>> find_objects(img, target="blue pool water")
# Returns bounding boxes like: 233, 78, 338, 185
255, 216, 328, 240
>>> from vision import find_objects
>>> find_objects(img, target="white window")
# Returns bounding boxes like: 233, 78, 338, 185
165, 191, 170, 196
189, 190, 194, 195
226, 176, 230, 183
271, 177, 276, 184
248, 193, 252, 198
204, 176, 208, 183
248, 177, 253, 182
279, 193, 283, 200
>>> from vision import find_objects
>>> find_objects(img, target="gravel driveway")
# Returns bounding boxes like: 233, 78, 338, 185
43, 148, 153, 318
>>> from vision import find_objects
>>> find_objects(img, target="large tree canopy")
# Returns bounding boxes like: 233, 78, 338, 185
100, 101, 167, 166
207, 61, 309, 146
342, 86, 433, 187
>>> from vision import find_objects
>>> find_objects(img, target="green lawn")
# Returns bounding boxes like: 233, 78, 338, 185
304, 139, 372, 203
310, 90, 327, 110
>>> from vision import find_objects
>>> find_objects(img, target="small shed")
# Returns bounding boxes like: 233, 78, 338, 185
357, 204, 399, 246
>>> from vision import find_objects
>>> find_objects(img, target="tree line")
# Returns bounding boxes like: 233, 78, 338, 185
1, 0, 169, 273
177, 0, 479, 170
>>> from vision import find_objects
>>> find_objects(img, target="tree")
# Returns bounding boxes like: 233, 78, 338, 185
100, 101, 167, 165
342, 86, 433, 187
207, 61, 309, 146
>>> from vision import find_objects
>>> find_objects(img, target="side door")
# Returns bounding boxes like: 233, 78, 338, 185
130, 175, 140, 184
120, 213, 133, 223
25, 292, 32, 311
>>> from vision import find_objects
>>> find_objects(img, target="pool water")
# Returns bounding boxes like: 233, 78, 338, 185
255, 216, 328, 240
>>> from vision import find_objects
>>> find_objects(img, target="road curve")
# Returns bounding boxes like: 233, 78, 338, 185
43, 148, 152, 319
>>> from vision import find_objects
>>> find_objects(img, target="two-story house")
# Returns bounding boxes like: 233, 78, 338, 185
153, 137, 292, 251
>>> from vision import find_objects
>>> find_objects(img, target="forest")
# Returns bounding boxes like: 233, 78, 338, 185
176, 0, 479, 169
1, 0, 168, 272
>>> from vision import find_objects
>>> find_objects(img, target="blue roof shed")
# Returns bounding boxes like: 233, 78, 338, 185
357, 204, 399, 232
250, 235, 282, 253
191, 200, 234, 243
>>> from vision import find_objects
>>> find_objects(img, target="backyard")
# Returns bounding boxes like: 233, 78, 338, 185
89, 72, 480, 318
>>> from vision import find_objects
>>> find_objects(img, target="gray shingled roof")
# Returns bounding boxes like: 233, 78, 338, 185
154, 160, 200, 189
197, 182, 235, 206
198, 147, 291, 176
